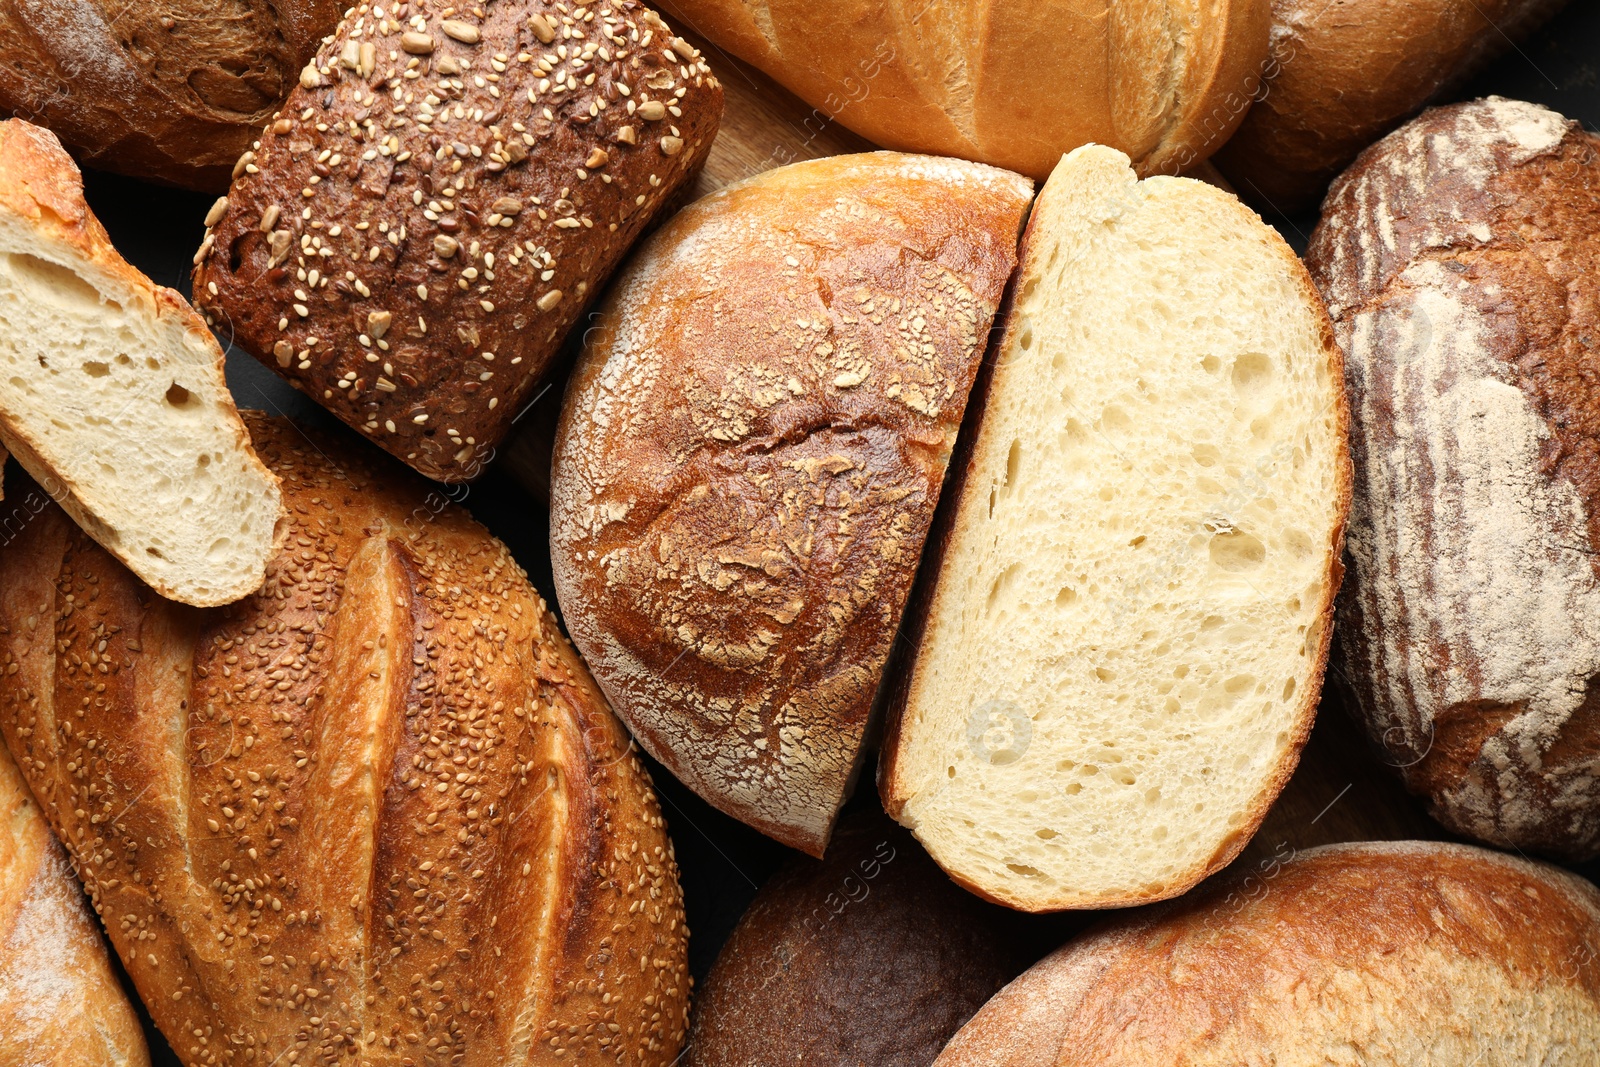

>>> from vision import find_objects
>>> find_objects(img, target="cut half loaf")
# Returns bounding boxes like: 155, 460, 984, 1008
881, 145, 1350, 911
0, 119, 282, 607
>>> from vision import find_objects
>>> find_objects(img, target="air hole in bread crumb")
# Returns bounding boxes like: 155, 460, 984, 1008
1094, 667, 1115, 682
82, 361, 110, 377
1231, 352, 1273, 392
1192, 443, 1220, 467
1281, 677, 1297, 700
1201, 354, 1221, 374
1055, 586, 1076, 606
1006, 863, 1043, 877
1210, 530, 1265, 571
165, 382, 194, 408
1128, 535, 1146, 547
1035, 828, 1057, 840
1005, 439, 1021, 487
1017, 323, 1033, 350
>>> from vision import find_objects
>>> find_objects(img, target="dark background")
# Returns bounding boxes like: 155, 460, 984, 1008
66, 4, 1600, 1060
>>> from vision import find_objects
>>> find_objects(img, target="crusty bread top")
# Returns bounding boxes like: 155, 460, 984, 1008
936, 841, 1600, 1066
0, 412, 690, 1066
0, 118, 284, 607
550, 151, 1032, 854
657, 0, 1271, 180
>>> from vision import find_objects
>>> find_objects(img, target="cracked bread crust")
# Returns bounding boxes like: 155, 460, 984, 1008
193, 0, 722, 483
549, 152, 1032, 855
0, 413, 690, 1066
1307, 98, 1600, 860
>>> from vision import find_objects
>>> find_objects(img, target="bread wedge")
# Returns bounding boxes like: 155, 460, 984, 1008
881, 144, 1350, 911
0, 119, 281, 607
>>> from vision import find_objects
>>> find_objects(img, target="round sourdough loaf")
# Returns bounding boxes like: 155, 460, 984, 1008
0, 412, 690, 1066
549, 152, 1033, 856
936, 841, 1600, 1065
1214, 0, 1570, 212
1306, 98, 1600, 860
656, 0, 1272, 181
0, 716, 149, 1067
686, 812, 1034, 1067
0, 0, 339, 191
193, 0, 723, 483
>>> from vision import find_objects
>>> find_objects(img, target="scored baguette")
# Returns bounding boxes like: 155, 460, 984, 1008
0, 119, 282, 607
935, 841, 1600, 1065
881, 144, 1350, 911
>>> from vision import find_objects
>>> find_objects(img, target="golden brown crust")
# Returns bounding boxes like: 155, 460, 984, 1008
656, 0, 1270, 181
1306, 98, 1600, 860
1214, 0, 1569, 212
936, 841, 1600, 1065
0, 713, 150, 1067
549, 152, 1032, 855
686, 812, 1033, 1067
193, 0, 724, 483
0, 0, 340, 192
0, 413, 689, 1066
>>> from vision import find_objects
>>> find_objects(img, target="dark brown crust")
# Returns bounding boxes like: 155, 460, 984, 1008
0, 0, 339, 192
1306, 98, 1600, 859
193, 0, 723, 482
0, 413, 690, 1066
935, 841, 1600, 1065
685, 812, 1033, 1067
1214, 0, 1569, 213
880, 159, 1351, 911
549, 152, 1032, 856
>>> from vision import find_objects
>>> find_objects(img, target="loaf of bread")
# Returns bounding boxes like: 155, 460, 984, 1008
687, 812, 1034, 1067
656, 0, 1270, 181
0, 118, 283, 608
0, 730, 149, 1066
935, 841, 1600, 1064
193, 0, 723, 483
881, 144, 1350, 911
1305, 97, 1600, 860
0, 413, 690, 1066
1214, 0, 1569, 211
0, 0, 339, 191
550, 152, 1033, 855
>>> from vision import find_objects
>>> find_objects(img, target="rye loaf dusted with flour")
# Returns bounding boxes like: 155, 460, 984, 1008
1306, 97, 1600, 860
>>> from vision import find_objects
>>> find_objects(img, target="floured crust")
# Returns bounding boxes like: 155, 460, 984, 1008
0, 702, 149, 1067
935, 841, 1600, 1066
193, 0, 723, 482
550, 152, 1032, 855
1306, 97, 1600, 860
0, 413, 690, 1066
655, 0, 1270, 181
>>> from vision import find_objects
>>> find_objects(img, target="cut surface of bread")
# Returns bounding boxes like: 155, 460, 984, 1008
0, 119, 281, 607
882, 145, 1350, 911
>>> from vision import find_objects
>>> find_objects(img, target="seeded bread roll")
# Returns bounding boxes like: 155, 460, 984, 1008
0, 0, 339, 191
0, 412, 691, 1066
0, 726, 149, 1067
935, 841, 1600, 1065
550, 152, 1033, 855
1305, 98, 1600, 860
1213, 0, 1570, 212
194, 0, 723, 482
687, 812, 1034, 1067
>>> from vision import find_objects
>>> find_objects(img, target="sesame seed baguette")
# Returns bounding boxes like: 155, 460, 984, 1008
0, 699, 150, 1067
194, 0, 723, 483
654, 0, 1271, 181
549, 152, 1034, 856
0, 118, 285, 609
0, 412, 691, 1067
934, 842, 1600, 1065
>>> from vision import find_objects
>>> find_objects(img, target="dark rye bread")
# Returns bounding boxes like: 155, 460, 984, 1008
935, 842, 1600, 1065
0, 0, 339, 191
549, 153, 1033, 855
1306, 98, 1600, 860
687, 812, 1035, 1067
1214, 0, 1569, 212
0, 413, 691, 1066
194, 0, 722, 483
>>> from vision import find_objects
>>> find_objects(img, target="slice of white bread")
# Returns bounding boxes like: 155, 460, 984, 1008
0, 119, 281, 607
880, 145, 1350, 911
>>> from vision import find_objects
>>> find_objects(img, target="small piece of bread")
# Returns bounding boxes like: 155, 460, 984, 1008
0, 119, 282, 607
934, 841, 1600, 1065
881, 144, 1350, 911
